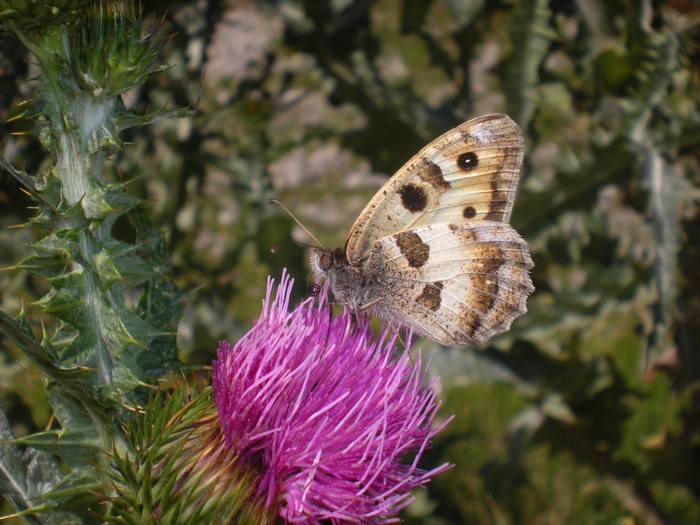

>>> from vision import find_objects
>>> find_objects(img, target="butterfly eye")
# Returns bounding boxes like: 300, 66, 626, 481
319, 251, 333, 271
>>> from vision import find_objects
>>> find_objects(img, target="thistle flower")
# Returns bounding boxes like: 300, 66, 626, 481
212, 270, 451, 524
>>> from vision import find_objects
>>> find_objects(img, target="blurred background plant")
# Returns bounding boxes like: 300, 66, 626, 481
1, 0, 699, 524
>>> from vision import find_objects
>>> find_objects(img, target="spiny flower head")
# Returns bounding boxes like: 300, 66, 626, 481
212, 270, 451, 524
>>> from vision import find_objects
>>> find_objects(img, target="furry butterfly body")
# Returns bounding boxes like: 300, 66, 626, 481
309, 114, 534, 346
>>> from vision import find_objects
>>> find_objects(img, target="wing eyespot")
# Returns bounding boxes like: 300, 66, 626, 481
457, 151, 478, 171
463, 205, 477, 219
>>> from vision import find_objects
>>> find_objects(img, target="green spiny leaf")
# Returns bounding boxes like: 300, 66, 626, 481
93, 241, 152, 290
0, 310, 84, 381
0, 159, 62, 211
0, 408, 76, 525
14, 430, 101, 469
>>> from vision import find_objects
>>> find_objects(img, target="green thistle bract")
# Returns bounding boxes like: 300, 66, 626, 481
107, 386, 277, 525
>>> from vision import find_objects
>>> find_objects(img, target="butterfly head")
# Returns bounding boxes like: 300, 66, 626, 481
309, 246, 347, 275
309, 246, 370, 310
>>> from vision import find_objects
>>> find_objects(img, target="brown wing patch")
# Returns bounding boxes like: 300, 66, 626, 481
418, 161, 450, 190
395, 231, 429, 268
483, 179, 511, 222
416, 281, 443, 311
398, 183, 428, 213
474, 244, 506, 274
456, 309, 480, 340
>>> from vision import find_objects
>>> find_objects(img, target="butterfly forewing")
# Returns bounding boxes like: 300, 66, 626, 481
345, 114, 524, 265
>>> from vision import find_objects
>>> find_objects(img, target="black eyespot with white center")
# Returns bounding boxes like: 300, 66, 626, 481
457, 151, 478, 171
463, 206, 477, 219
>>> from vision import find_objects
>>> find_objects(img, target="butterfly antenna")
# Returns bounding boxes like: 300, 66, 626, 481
269, 198, 324, 248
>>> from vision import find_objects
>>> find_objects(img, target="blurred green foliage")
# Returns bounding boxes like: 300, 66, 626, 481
1, 0, 699, 523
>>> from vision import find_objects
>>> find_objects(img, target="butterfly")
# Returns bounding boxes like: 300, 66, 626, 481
309, 113, 534, 346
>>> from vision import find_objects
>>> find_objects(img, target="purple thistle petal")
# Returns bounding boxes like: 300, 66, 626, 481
212, 270, 452, 524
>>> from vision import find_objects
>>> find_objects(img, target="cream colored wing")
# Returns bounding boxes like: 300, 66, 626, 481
365, 221, 533, 346
345, 113, 524, 265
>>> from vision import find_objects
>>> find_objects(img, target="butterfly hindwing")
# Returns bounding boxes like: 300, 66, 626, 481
345, 114, 523, 265
364, 222, 533, 345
